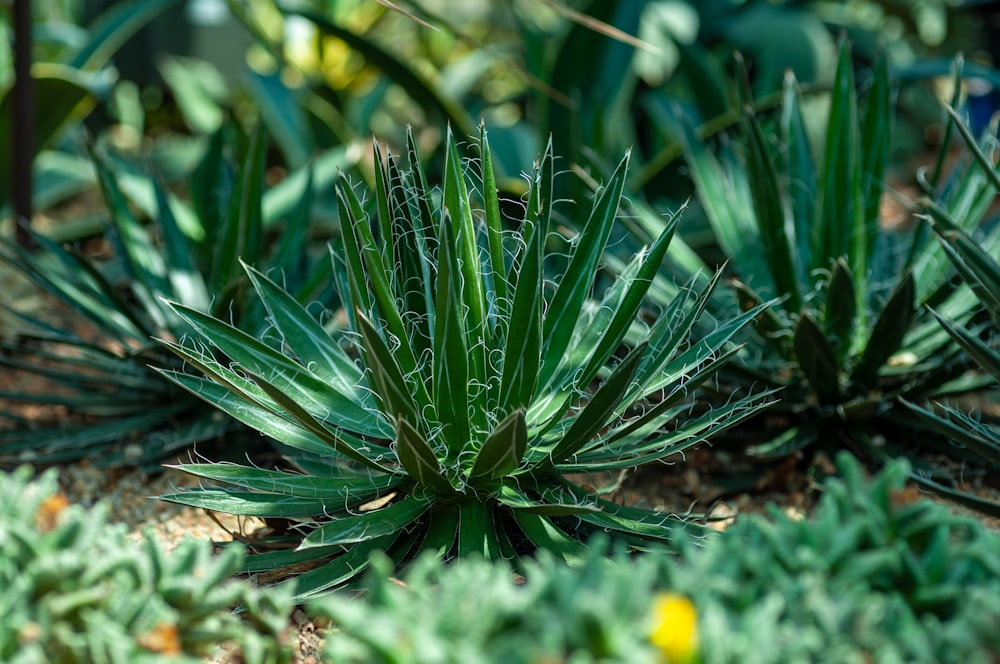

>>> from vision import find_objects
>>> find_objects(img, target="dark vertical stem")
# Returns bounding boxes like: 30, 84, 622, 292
12, 0, 34, 246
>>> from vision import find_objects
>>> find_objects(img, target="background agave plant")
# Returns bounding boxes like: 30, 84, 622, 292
641, 42, 997, 511
900, 124, 1000, 508
0, 121, 343, 468
158, 126, 772, 598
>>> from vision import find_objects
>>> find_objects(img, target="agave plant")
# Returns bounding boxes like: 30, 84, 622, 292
898, 115, 1000, 510
0, 122, 340, 468
156, 126, 771, 598
649, 42, 997, 509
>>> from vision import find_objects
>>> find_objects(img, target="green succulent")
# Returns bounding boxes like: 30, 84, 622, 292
310, 544, 664, 664
654, 41, 996, 511
0, 122, 341, 468
157, 125, 771, 598
663, 452, 1000, 663
308, 452, 1000, 664
0, 466, 294, 664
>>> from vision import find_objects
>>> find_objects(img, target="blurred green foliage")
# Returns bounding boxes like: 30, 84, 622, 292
0, 465, 294, 663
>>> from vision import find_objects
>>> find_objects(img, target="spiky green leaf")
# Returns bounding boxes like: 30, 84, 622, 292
468, 409, 527, 483
396, 417, 454, 495
794, 313, 841, 403
852, 272, 916, 386
299, 495, 431, 548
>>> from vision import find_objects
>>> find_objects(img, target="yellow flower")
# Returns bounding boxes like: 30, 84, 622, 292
649, 593, 699, 664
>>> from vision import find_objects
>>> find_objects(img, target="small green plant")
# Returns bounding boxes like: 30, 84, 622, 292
0, 121, 338, 468
310, 546, 666, 664
656, 42, 997, 511
308, 453, 1000, 664
0, 466, 294, 663
665, 452, 1000, 663
158, 125, 772, 597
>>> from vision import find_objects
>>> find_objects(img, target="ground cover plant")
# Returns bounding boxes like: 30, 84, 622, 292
643, 41, 1000, 514
156, 125, 773, 598
664, 453, 1000, 663
308, 453, 1000, 664
0, 465, 293, 664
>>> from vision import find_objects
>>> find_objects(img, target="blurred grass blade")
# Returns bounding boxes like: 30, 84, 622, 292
213, 123, 265, 294
780, 72, 815, 272
816, 40, 863, 281
269, 164, 314, 295
244, 67, 312, 168
0, 66, 109, 206
742, 106, 801, 312
190, 125, 232, 247
154, 178, 211, 312
673, 109, 774, 299
90, 148, 173, 328
861, 46, 891, 257
1, 231, 149, 339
